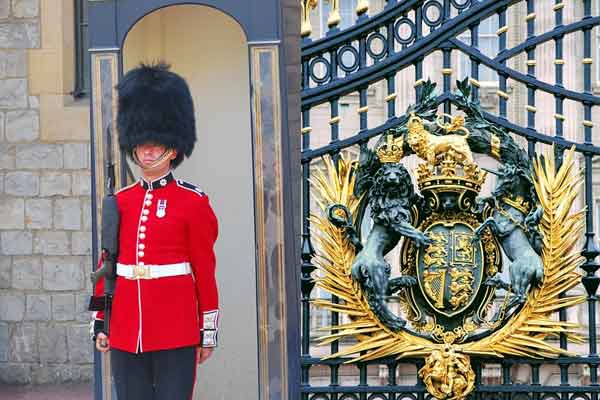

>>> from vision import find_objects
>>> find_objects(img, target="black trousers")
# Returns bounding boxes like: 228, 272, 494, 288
110, 346, 197, 400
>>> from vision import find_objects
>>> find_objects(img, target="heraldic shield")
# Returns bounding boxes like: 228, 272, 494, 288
414, 219, 485, 318
311, 80, 587, 400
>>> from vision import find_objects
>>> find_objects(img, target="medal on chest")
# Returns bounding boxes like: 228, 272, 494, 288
156, 199, 167, 218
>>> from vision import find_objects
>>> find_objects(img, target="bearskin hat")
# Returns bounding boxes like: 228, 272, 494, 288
116, 62, 196, 168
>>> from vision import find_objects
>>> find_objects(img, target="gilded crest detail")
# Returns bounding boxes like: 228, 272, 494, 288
419, 347, 475, 400
311, 81, 586, 400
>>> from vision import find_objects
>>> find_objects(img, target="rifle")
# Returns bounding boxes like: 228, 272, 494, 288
88, 124, 121, 342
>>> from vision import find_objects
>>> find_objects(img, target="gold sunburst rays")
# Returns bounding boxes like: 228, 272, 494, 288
309, 156, 369, 321
462, 146, 586, 358
309, 154, 364, 319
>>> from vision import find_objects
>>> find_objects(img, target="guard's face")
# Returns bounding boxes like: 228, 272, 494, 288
135, 143, 172, 168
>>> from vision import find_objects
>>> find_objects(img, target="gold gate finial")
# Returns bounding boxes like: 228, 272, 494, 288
327, 0, 341, 28
301, 0, 318, 38
356, 0, 369, 16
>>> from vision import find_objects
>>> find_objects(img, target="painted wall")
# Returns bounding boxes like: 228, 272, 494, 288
123, 5, 258, 400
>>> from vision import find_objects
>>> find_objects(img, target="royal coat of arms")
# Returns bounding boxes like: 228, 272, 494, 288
312, 80, 586, 400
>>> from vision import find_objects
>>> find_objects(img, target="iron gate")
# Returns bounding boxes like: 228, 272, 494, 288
300, 0, 600, 398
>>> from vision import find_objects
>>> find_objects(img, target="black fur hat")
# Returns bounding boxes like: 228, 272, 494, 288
117, 62, 196, 168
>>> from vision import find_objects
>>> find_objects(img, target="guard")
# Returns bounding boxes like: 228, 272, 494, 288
89, 62, 219, 399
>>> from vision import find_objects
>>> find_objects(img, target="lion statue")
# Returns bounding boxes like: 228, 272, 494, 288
350, 162, 431, 330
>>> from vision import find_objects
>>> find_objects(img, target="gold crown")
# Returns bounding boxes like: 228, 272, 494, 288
416, 153, 487, 196
376, 134, 404, 163
502, 195, 530, 214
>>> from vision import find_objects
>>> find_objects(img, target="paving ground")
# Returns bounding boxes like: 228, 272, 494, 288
0, 384, 92, 400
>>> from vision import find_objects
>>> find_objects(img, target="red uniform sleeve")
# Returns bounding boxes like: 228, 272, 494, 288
188, 195, 219, 347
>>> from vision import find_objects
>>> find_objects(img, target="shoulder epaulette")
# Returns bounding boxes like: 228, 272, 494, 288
116, 181, 139, 194
176, 179, 206, 197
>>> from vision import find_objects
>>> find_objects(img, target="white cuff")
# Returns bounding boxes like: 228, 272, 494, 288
202, 329, 218, 347
203, 310, 219, 330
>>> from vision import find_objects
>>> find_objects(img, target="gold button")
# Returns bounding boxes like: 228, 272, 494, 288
138, 251, 145, 257
138, 244, 145, 250
139, 233, 146, 239
141, 216, 148, 222
145, 201, 152, 206
146, 193, 153, 199
142, 209, 149, 216
140, 226, 146, 232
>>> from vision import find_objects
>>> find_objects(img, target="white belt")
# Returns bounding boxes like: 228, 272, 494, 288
117, 262, 192, 280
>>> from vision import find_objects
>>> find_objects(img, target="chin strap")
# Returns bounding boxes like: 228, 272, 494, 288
133, 149, 174, 171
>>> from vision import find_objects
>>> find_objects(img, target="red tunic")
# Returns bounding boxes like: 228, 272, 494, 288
91, 172, 219, 352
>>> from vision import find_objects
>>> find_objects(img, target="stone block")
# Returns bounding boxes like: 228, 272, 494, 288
8, 323, 37, 363
31, 364, 62, 384
71, 170, 90, 196
63, 143, 89, 169
0, 197, 23, 229
0, 78, 27, 108
53, 198, 80, 230
0, 293, 24, 321
28, 49, 60, 95
11, 255, 40, 289
78, 364, 94, 381
40, 171, 70, 196
5, 110, 39, 142
0, 230, 32, 255
71, 231, 91, 255
25, 294, 50, 321
0, 256, 10, 288
39, 0, 58, 48
38, 94, 90, 141
84, 256, 92, 291
42, 256, 84, 291
0, 22, 40, 48
51, 293, 74, 321
0, 322, 8, 361
67, 324, 92, 363
0, 50, 26, 78
0, 144, 15, 168
24, 198, 51, 229
74, 292, 90, 323
0, 1, 8, 18
27, 50, 60, 95
82, 199, 92, 231
0, 363, 31, 384
38, 324, 67, 363
16, 144, 62, 169
31, 363, 93, 384
4, 170, 38, 196
33, 231, 69, 255
12, 0, 39, 18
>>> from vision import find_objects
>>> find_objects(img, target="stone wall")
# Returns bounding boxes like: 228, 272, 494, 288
0, 0, 93, 384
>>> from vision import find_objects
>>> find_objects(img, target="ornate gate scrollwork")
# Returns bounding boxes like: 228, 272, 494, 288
301, 1, 600, 398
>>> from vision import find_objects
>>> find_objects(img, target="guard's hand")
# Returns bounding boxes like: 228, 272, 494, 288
197, 347, 214, 364
96, 332, 110, 352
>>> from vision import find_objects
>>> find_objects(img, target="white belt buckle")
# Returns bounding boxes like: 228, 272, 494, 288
133, 265, 151, 280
